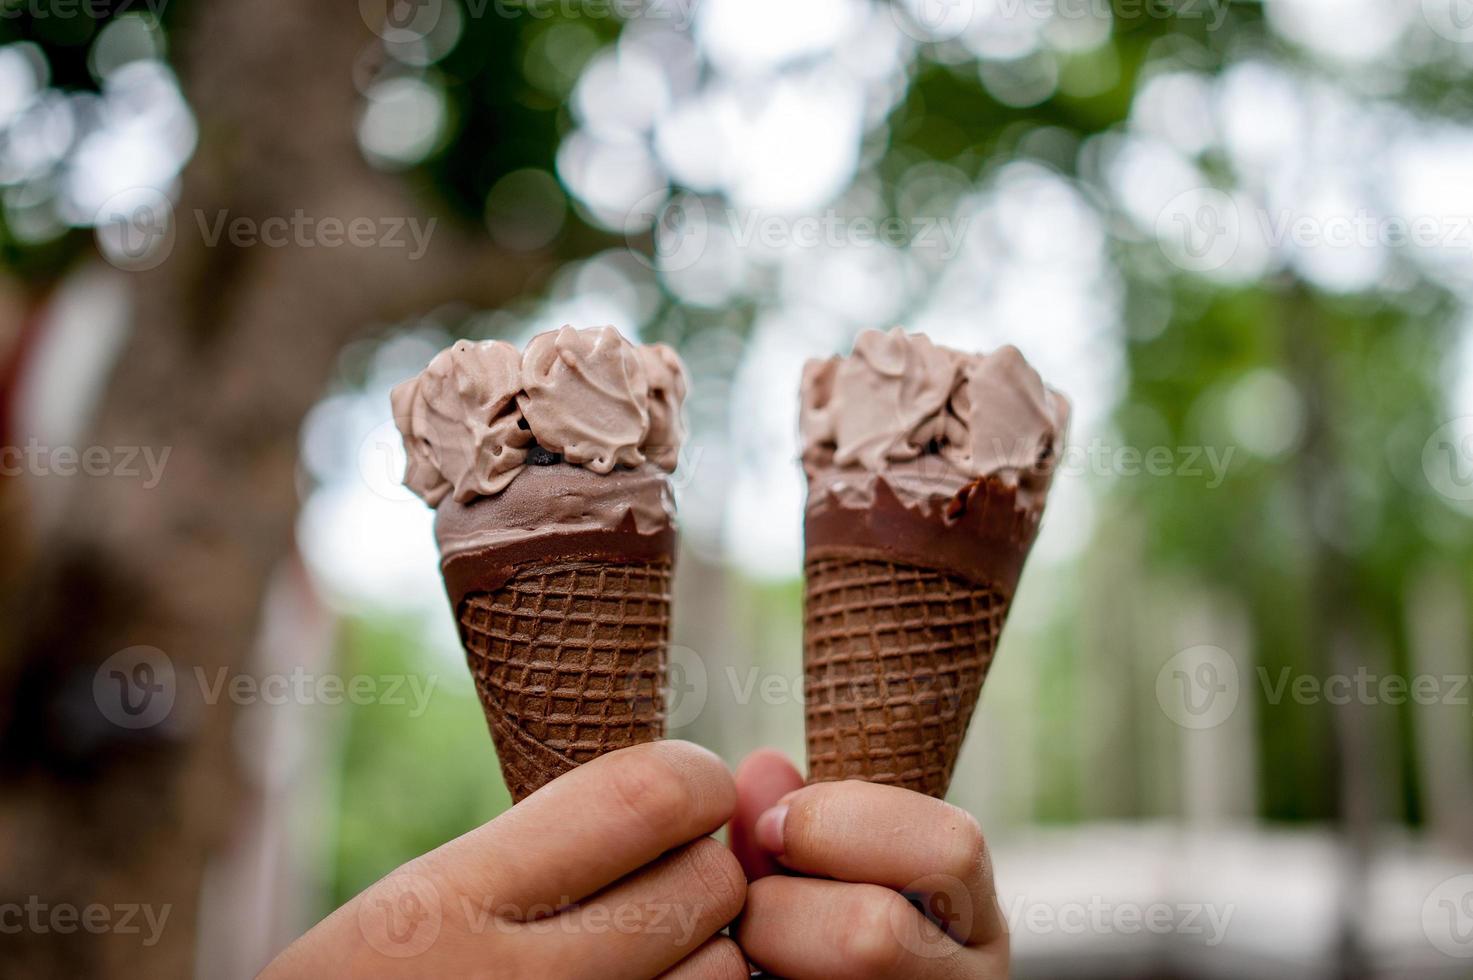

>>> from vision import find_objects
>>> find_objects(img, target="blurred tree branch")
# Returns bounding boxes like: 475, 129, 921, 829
0, 1, 551, 975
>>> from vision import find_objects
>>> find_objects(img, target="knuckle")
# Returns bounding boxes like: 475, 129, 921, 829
742, 875, 782, 918
787, 789, 831, 860
694, 937, 749, 980
680, 839, 747, 922
942, 806, 987, 880
606, 750, 692, 835
839, 886, 911, 978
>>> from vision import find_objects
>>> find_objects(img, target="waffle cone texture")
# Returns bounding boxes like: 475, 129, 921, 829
457, 558, 671, 802
803, 553, 1009, 799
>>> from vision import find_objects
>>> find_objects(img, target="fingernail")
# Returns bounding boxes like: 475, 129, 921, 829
754, 804, 788, 855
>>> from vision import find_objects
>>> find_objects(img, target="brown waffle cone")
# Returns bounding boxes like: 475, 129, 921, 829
456, 558, 671, 802
803, 554, 1010, 799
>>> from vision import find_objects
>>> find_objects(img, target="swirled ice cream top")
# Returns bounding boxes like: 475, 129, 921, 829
800, 328, 1069, 516
391, 325, 688, 507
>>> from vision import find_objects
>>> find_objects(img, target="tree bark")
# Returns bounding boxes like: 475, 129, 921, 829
0, 2, 550, 975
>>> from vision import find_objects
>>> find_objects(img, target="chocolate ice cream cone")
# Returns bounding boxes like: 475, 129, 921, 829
799, 330, 1068, 799
394, 326, 689, 802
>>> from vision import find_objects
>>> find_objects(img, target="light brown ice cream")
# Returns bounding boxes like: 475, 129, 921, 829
391, 325, 688, 554
800, 327, 1069, 522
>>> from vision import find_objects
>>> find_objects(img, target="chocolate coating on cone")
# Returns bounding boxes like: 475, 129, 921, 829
805, 473, 1040, 597
438, 461, 676, 608
442, 518, 675, 611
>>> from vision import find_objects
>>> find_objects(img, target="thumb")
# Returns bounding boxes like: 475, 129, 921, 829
729, 748, 804, 881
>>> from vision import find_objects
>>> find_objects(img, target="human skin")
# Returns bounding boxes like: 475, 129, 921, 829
730, 749, 1011, 980
261, 741, 749, 980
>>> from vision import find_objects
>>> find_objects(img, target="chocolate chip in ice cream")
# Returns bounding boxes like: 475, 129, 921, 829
526, 443, 563, 466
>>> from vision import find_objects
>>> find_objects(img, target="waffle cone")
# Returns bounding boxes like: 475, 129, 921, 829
456, 558, 671, 802
803, 554, 1009, 799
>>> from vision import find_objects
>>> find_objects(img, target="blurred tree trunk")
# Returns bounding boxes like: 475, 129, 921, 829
0, 1, 548, 976
0, 279, 46, 601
